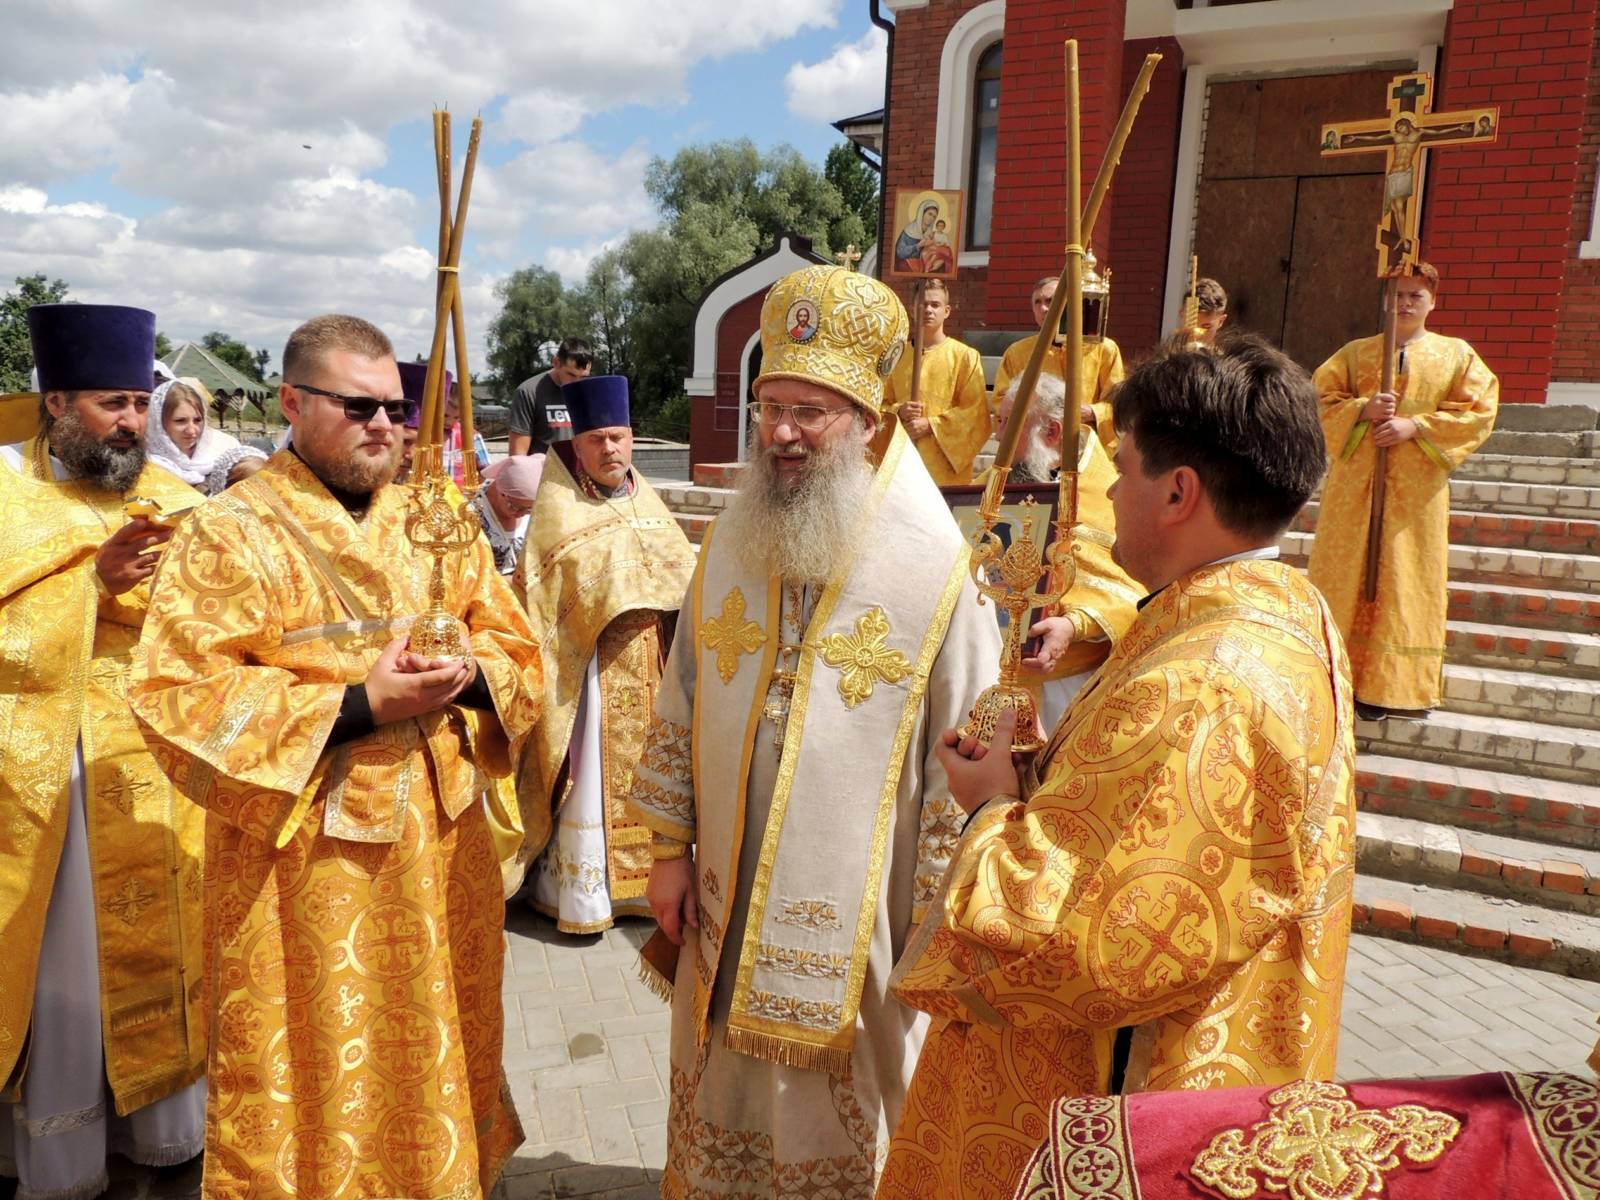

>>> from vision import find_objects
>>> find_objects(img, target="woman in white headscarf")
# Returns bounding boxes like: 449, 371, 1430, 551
145, 378, 240, 492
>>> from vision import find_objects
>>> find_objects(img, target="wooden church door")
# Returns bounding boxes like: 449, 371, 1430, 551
1193, 68, 1404, 371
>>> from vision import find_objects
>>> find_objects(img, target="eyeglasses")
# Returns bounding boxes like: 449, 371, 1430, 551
748, 400, 853, 432
292, 383, 417, 425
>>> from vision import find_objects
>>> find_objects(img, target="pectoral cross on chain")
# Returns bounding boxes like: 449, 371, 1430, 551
761, 583, 809, 748
1320, 72, 1498, 276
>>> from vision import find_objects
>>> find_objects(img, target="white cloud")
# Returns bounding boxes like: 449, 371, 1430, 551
545, 238, 624, 285
0, 0, 854, 380
784, 26, 886, 123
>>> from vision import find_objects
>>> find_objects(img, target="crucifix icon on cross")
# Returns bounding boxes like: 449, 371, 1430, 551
1320, 72, 1498, 276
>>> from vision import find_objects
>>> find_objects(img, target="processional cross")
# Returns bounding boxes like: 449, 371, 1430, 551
1318, 72, 1498, 601
1320, 72, 1497, 276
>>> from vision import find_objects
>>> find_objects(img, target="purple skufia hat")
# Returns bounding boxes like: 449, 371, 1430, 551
27, 304, 157, 393
563, 375, 630, 435
396, 361, 452, 428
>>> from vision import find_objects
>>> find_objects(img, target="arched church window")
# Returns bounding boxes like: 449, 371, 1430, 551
967, 42, 1002, 251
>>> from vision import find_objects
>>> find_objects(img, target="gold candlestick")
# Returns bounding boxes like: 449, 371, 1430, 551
960, 43, 1160, 749
406, 107, 484, 659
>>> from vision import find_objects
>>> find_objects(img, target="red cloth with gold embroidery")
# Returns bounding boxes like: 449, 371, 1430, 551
1014, 1073, 1599, 1200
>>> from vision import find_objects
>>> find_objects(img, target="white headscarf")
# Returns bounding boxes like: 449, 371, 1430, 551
145, 378, 240, 489
204, 444, 269, 494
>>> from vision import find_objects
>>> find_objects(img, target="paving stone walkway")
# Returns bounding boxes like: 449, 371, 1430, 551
10, 919, 1600, 1200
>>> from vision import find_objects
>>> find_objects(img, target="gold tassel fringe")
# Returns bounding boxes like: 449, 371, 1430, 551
723, 1025, 851, 1076
637, 957, 675, 1004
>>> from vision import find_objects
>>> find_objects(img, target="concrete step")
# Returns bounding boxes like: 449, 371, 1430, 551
1446, 621, 1600, 678
1280, 531, 1600, 596
1449, 475, 1600, 520
1442, 663, 1600, 728
1352, 874, 1600, 979
1447, 580, 1600, 637
1297, 503, 1599, 556
1358, 709, 1600, 786
1358, 752, 1600, 850
1493, 403, 1600, 434
1455, 453, 1600, 489
656, 481, 734, 515
1357, 810, 1600, 915
1480, 429, 1600, 459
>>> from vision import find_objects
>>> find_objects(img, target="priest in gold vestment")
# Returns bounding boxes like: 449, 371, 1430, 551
882, 278, 991, 485
1307, 263, 1498, 719
131, 315, 543, 1200
993, 271, 1124, 453
629, 264, 999, 1199
513, 374, 696, 932
878, 338, 1357, 1200
1, 304, 207, 1200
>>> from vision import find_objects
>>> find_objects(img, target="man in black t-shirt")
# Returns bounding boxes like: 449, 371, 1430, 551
509, 336, 592, 454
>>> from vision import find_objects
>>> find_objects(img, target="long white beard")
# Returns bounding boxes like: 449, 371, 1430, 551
717, 432, 875, 584
1013, 431, 1060, 484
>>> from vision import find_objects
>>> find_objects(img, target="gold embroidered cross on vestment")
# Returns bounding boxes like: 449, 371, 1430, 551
1189, 1079, 1460, 1200
701, 587, 764, 684
818, 606, 912, 708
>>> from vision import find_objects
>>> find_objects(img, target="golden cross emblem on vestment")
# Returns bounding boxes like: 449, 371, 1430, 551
834, 243, 862, 271
818, 607, 912, 709
1190, 1079, 1461, 1200
701, 587, 765, 684
1320, 72, 1498, 275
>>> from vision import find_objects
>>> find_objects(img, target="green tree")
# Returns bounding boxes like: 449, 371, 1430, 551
824, 141, 879, 254
201, 331, 265, 381
582, 247, 636, 379
485, 266, 591, 392
0, 274, 70, 391
154, 331, 173, 360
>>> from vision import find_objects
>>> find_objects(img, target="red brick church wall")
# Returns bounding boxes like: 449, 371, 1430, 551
1109, 36, 1184, 359
983, 0, 1129, 330
1425, 0, 1598, 402
1553, 19, 1600, 384
879, 0, 989, 334
691, 290, 765, 465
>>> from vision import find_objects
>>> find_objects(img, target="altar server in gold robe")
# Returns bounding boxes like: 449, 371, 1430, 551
878, 336, 1357, 1200
131, 314, 543, 1200
0, 304, 207, 1200
1307, 262, 1498, 720
513, 374, 696, 932
882, 278, 991, 484
991, 371, 1141, 731
993, 266, 1124, 452
629, 264, 999, 1199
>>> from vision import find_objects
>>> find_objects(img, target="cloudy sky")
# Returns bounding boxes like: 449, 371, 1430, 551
1, 1, 887, 373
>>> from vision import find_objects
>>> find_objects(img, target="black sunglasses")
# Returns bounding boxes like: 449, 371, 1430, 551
292, 383, 417, 425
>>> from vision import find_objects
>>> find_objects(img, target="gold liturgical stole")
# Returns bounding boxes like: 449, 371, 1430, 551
689, 427, 971, 1073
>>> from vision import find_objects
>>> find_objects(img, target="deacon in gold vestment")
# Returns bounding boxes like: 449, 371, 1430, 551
992, 274, 1125, 454
630, 265, 999, 1199
879, 338, 1357, 1200
1, 304, 206, 1200
882, 278, 991, 485
1307, 263, 1498, 718
513, 374, 696, 932
131, 316, 543, 1200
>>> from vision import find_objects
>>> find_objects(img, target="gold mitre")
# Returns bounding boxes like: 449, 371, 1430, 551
757, 264, 909, 416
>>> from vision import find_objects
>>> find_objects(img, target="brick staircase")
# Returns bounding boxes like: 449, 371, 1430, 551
1278, 403, 1600, 978
651, 406, 1600, 978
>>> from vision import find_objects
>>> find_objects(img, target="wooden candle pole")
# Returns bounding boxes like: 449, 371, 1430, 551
1058, 40, 1085, 542
988, 49, 1161, 480
1364, 276, 1401, 603
907, 279, 926, 420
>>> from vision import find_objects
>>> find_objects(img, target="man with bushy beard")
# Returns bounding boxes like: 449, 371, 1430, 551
628, 264, 1000, 1200
130, 314, 545, 1200
985, 372, 1141, 730
0, 304, 207, 1200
